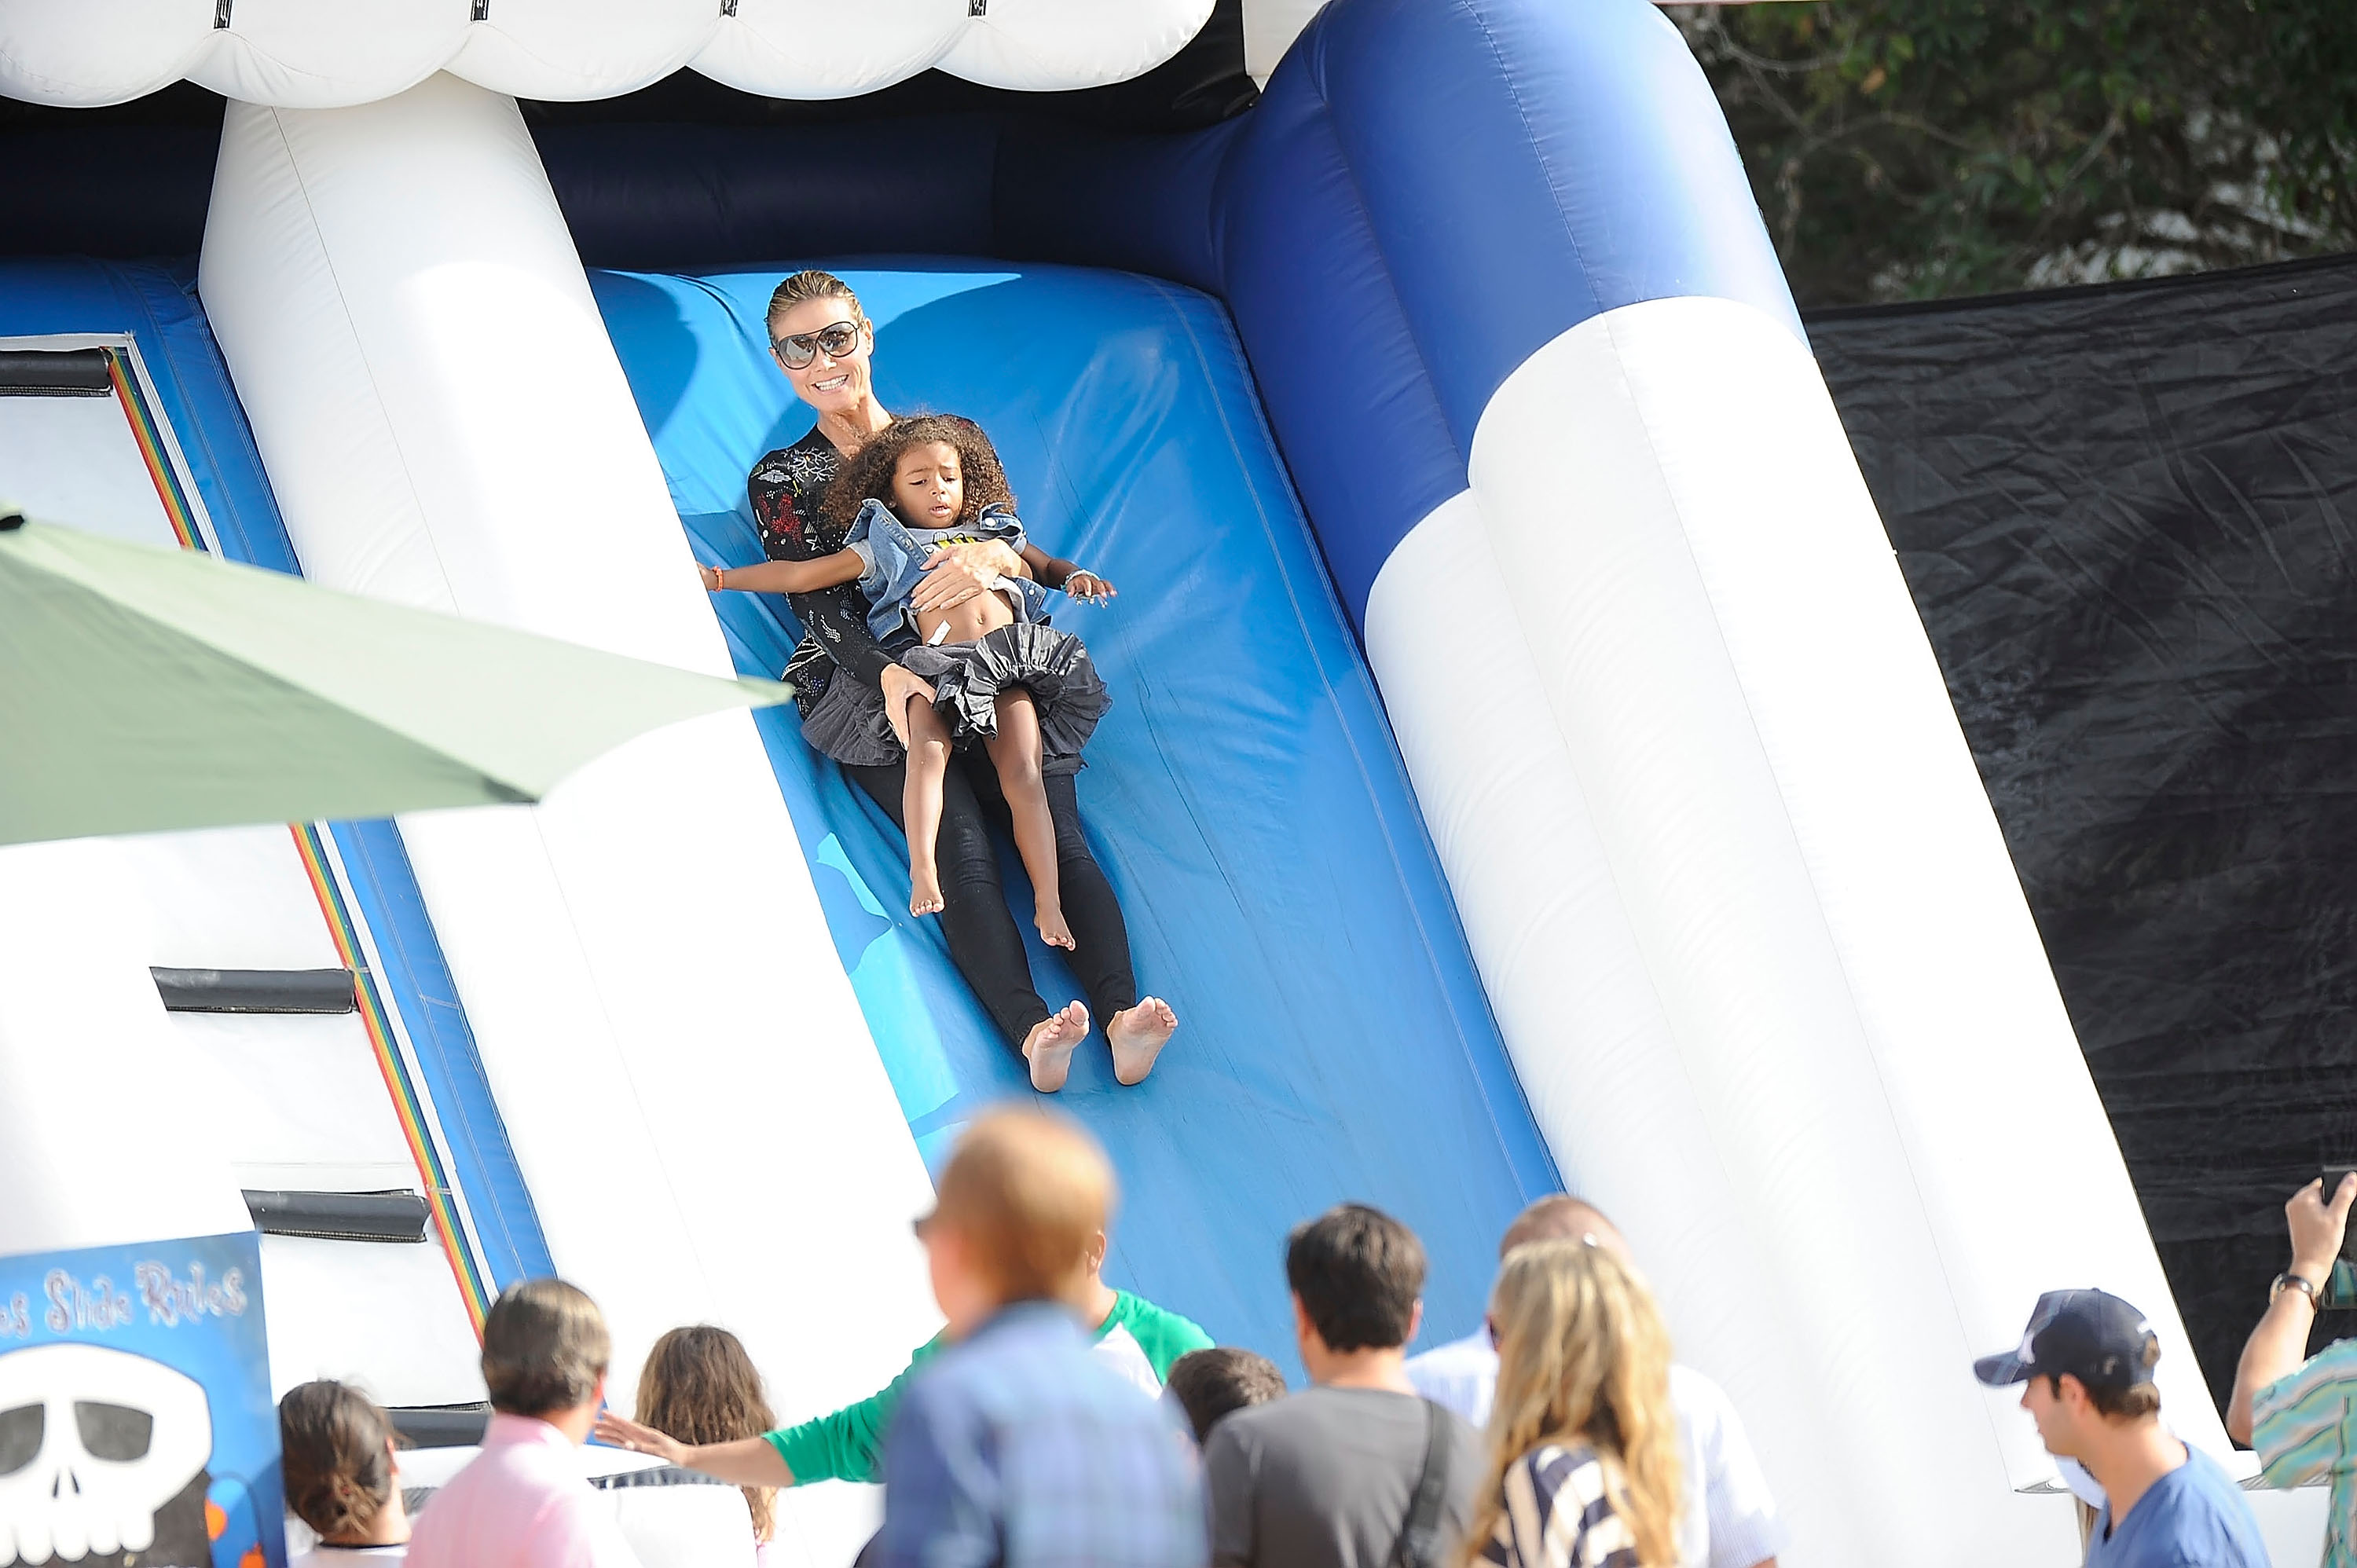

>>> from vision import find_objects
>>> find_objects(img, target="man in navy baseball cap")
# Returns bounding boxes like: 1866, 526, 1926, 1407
1974, 1291, 2264, 1566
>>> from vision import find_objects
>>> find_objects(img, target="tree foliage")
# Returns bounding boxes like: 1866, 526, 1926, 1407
1667, 0, 2357, 307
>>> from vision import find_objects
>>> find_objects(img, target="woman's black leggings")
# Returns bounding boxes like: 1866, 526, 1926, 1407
843, 753, 1138, 1051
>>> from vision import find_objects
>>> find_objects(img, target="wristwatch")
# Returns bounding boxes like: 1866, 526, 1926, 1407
2271, 1270, 2322, 1306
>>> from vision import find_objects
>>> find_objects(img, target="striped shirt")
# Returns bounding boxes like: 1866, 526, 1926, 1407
1407, 1333, 1785, 1568
1476, 1443, 1642, 1568
2253, 1336, 2357, 1566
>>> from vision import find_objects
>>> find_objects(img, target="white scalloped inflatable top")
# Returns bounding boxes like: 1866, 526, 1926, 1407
0, 0, 1219, 108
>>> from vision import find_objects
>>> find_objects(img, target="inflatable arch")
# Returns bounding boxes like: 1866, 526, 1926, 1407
0, 1, 2256, 1562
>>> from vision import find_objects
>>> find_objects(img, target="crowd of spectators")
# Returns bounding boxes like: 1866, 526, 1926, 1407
280, 1112, 2357, 1568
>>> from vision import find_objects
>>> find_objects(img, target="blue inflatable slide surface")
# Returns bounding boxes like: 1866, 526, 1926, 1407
596, 262, 1558, 1364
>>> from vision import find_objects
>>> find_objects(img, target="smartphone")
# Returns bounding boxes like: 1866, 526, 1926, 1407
2322, 1167, 2357, 1306
2324, 1167, 2357, 1253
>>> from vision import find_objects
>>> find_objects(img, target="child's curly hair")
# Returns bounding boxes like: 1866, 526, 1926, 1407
822, 413, 1016, 533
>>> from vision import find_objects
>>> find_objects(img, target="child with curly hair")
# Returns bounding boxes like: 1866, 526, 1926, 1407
704, 414, 1115, 950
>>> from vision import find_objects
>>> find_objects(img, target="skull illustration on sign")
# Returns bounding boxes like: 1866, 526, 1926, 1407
0, 1344, 211, 1566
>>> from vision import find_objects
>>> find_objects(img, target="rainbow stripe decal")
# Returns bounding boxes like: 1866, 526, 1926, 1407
290, 823, 495, 1332
106, 335, 497, 1337
106, 348, 203, 552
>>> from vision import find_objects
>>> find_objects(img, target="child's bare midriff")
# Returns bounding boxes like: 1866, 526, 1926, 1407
917, 581, 1016, 647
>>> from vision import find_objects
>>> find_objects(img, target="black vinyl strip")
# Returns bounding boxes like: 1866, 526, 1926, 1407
0, 348, 111, 397
152, 967, 356, 1014
244, 1189, 431, 1243
387, 1404, 489, 1449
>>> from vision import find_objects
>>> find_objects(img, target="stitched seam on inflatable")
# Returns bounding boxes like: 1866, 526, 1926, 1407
1451, 0, 1599, 317
1304, 82, 1467, 478
255, 106, 461, 603
1594, 300, 2000, 1465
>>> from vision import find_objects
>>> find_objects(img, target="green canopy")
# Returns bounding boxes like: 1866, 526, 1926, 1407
0, 514, 792, 846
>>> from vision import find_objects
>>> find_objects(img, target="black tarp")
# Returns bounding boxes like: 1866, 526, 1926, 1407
1810, 253, 2357, 1412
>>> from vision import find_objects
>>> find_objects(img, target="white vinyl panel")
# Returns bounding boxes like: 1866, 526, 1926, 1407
1365, 494, 1956, 1568
258, 1235, 484, 1406
200, 79, 937, 1563
691, 0, 963, 101
188, 0, 465, 108
0, 394, 174, 548
1553, 295, 2221, 1459
1393, 294, 2195, 1563
199, 104, 450, 613
112, 824, 343, 971
165, 1013, 416, 1192
939, 0, 1213, 90
0, 839, 254, 1257
1364, 493, 1821, 1375
447, 0, 719, 102
1241, 0, 1323, 83
2246, 1485, 2330, 1566
0, 0, 211, 107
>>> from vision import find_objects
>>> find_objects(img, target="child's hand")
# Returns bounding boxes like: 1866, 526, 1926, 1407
1065, 568, 1117, 603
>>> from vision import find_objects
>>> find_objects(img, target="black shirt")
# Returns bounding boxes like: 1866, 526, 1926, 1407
746, 425, 902, 713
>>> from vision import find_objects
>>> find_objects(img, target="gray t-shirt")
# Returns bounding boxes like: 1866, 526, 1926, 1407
1205, 1386, 1484, 1568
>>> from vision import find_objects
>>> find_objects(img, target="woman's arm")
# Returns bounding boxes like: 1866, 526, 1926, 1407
703, 549, 861, 596
746, 463, 903, 693
593, 1413, 794, 1489
909, 540, 1028, 614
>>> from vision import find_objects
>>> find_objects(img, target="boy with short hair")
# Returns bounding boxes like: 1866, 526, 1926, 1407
1204, 1203, 1483, 1568
871, 1106, 1203, 1568
1974, 1289, 2265, 1567
408, 1277, 644, 1568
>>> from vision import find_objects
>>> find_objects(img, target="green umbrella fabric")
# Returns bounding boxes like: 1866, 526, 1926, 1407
0, 514, 793, 846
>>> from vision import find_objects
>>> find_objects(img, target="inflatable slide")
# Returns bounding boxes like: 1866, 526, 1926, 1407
1, 0, 2307, 1563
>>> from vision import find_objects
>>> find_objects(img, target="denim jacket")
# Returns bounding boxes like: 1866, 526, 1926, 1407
843, 497, 1052, 640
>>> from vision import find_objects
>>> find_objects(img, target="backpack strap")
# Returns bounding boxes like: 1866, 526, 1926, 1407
1390, 1398, 1457, 1568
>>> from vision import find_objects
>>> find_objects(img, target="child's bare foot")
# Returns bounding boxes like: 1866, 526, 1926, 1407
1108, 997, 1178, 1086
1036, 901, 1076, 951
909, 863, 944, 918
1022, 1002, 1090, 1092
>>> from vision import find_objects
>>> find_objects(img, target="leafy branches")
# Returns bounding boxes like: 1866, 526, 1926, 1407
1668, 0, 2357, 306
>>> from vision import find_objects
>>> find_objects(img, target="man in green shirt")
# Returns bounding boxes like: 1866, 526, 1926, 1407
597, 1229, 1212, 1486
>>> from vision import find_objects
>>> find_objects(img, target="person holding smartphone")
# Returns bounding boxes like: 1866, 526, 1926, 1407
2227, 1171, 2357, 1565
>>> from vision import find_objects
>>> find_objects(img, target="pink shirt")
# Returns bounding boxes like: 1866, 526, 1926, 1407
405, 1415, 643, 1568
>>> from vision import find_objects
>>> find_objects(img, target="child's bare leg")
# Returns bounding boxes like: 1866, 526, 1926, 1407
984, 691, 1072, 950
901, 700, 955, 918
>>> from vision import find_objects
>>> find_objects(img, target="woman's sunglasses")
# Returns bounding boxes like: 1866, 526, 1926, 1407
772, 319, 865, 369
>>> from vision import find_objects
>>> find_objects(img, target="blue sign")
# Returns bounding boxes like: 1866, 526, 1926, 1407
0, 1230, 280, 1568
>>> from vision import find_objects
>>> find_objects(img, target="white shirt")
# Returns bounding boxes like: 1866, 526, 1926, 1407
291, 1549, 408, 1568
1405, 1329, 1787, 1568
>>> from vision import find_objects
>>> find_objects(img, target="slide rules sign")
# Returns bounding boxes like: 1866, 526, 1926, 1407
0, 1231, 280, 1568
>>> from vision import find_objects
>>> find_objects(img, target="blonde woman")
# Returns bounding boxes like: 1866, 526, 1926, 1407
1461, 1240, 1682, 1568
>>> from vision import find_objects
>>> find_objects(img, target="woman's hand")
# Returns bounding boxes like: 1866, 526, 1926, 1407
698, 563, 726, 593
879, 664, 938, 748
911, 541, 1023, 614
594, 1411, 691, 1468
1063, 567, 1118, 603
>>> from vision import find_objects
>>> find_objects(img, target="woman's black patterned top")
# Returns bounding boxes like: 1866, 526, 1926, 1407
746, 425, 901, 715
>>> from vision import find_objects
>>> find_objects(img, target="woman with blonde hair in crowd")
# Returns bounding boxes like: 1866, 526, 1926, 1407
1461, 1240, 1683, 1568
633, 1325, 779, 1563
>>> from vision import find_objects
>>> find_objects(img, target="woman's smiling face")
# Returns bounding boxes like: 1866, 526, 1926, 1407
771, 295, 874, 413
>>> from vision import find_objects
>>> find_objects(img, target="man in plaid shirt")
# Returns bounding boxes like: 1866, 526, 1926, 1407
2229, 1173, 2357, 1566
871, 1107, 1203, 1568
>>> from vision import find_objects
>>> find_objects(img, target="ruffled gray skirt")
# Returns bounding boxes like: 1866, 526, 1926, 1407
900, 622, 1111, 763
796, 661, 906, 768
